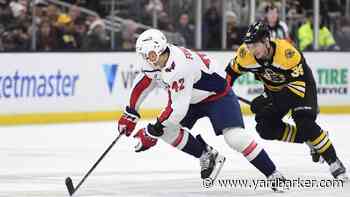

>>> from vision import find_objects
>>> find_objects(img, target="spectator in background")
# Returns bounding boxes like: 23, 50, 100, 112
74, 16, 87, 48
37, 20, 58, 51
176, 13, 194, 48
9, 0, 26, 19
171, 0, 194, 21
2, 23, 30, 51
46, 4, 60, 24
0, 0, 14, 29
82, 17, 109, 50
256, 0, 275, 20
264, 4, 291, 42
157, 11, 174, 31
68, 5, 81, 24
334, 16, 350, 51
297, 12, 338, 51
226, 11, 246, 50
120, 19, 138, 50
145, 0, 163, 15
143, 0, 163, 26
56, 14, 78, 50
202, 5, 222, 49
32, 0, 49, 25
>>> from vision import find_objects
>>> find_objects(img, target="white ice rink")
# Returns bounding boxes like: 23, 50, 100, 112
0, 115, 349, 197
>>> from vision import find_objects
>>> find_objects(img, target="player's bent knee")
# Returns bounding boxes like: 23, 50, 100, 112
223, 127, 263, 161
223, 127, 254, 152
294, 117, 321, 141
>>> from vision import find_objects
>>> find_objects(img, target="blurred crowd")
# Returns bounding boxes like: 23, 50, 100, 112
0, 0, 111, 51
1, 0, 350, 51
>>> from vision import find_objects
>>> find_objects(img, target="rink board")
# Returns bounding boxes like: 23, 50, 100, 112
0, 52, 349, 125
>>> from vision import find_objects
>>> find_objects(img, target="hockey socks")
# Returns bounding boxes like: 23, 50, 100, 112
180, 133, 205, 158
243, 141, 276, 177
309, 130, 337, 164
160, 128, 205, 158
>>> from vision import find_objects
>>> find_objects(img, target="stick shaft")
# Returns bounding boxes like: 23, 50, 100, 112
237, 96, 252, 105
66, 134, 123, 195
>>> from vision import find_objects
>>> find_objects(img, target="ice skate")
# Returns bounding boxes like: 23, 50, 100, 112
330, 159, 349, 182
199, 145, 226, 180
267, 170, 287, 192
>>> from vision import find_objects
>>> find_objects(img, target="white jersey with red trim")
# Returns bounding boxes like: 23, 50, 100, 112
128, 45, 229, 128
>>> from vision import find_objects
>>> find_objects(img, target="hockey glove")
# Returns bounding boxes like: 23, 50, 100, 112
133, 120, 164, 152
251, 93, 273, 114
118, 106, 140, 136
133, 127, 158, 152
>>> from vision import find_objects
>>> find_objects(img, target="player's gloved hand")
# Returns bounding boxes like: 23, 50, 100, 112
118, 106, 140, 136
133, 120, 164, 152
251, 93, 273, 114
133, 128, 158, 152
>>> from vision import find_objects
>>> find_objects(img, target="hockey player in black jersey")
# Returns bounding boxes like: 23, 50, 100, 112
225, 21, 348, 181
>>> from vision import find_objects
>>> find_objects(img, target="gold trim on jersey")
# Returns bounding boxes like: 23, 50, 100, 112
287, 81, 306, 98
281, 123, 297, 143
263, 80, 306, 98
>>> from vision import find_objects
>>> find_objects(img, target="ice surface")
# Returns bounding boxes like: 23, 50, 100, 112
0, 115, 349, 197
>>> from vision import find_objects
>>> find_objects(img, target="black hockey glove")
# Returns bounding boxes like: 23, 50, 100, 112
146, 119, 165, 137
250, 93, 273, 114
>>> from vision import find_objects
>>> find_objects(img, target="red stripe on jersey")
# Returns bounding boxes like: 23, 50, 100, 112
158, 90, 173, 122
200, 82, 231, 103
226, 74, 232, 86
130, 75, 152, 109
172, 128, 184, 147
243, 141, 258, 157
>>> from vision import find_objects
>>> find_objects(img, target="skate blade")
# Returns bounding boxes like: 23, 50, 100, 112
337, 174, 350, 183
209, 155, 226, 181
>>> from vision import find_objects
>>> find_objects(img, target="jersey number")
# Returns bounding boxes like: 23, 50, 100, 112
171, 78, 185, 92
291, 64, 304, 78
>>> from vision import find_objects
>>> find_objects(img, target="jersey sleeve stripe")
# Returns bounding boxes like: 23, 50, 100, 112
287, 86, 305, 98
158, 90, 174, 122
130, 75, 152, 109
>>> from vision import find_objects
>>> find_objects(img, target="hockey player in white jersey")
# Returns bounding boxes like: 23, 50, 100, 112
118, 29, 284, 184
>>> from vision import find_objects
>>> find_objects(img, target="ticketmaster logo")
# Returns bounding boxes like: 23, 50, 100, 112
103, 64, 118, 93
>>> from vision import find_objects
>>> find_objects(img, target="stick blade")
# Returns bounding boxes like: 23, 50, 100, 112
65, 177, 75, 196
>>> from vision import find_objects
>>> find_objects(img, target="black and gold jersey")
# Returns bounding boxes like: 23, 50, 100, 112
226, 39, 309, 98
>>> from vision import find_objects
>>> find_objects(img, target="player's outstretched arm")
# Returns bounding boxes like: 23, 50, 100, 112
118, 73, 155, 136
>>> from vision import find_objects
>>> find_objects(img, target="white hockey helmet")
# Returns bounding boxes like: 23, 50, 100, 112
136, 29, 168, 67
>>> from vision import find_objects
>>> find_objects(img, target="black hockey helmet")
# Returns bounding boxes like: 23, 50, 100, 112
243, 21, 270, 44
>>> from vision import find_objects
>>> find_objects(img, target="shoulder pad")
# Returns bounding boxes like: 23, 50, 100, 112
235, 44, 258, 68
273, 39, 301, 70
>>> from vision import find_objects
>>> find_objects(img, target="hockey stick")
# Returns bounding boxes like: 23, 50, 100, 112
237, 96, 252, 105
65, 133, 123, 196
